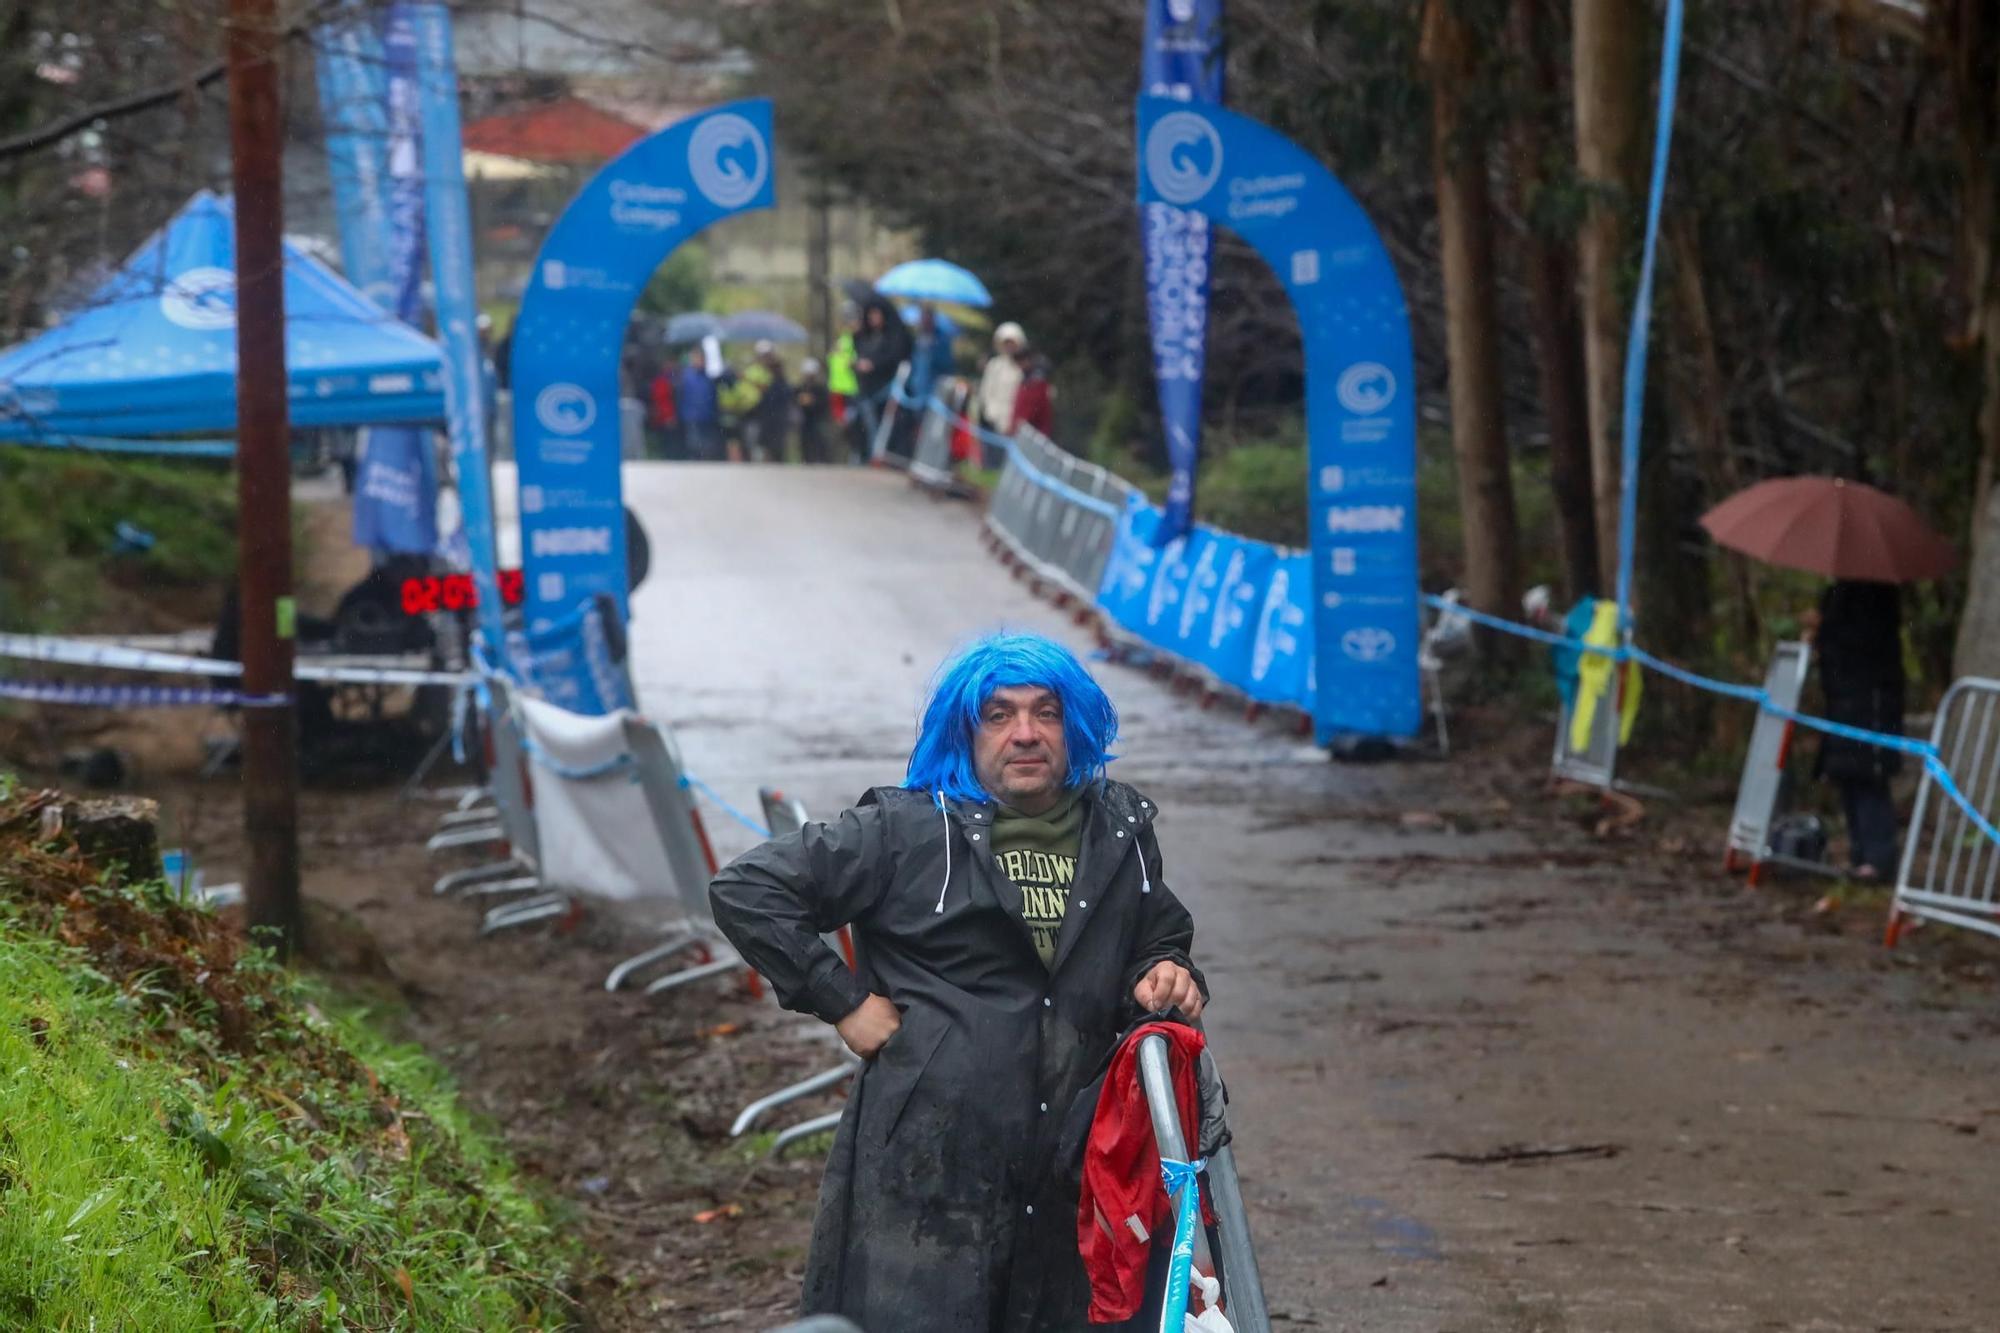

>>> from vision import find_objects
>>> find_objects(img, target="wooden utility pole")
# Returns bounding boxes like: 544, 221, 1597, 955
226, 0, 302, 955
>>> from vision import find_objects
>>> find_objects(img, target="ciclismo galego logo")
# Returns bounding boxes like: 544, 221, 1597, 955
535, 383, 596, 435
688, 113, 769, 209
1145, 111, 1224, 206
159, 267, 237, 330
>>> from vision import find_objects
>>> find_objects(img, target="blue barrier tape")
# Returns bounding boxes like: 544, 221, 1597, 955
1159, 1155, 1207, 1331
1625, 644, 1767, 706
516, 730, 635, 781
1613, 0, 1686, 630
1422, 594, 1608, 655
1921, 755, 2000, 849
681, 773, 772, 838
0, 433, 238, 457
1422, 593, 1929, 756
0, 677, 288, 708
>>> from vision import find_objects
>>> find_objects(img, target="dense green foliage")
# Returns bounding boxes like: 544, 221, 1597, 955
0, 450, 238, 632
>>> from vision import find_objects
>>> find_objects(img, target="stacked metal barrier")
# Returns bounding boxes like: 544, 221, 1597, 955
984, 423, 1137, 607
1889, 678, 2000, 945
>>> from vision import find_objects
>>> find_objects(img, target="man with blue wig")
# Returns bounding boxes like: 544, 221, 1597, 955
710, 630, 1206, 1331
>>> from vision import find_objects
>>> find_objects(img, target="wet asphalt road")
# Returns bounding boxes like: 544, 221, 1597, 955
497, 462, 2000, 1331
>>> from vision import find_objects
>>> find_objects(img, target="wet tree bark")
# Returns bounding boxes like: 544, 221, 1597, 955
1571, 0, 1649, 594
1423, 0, 1523, 648
1508, 0, 1599, 604
1666, 215, 1759, 647
1948, 0, 2000, 677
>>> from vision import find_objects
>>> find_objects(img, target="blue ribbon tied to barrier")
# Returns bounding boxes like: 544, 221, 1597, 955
1158, 1154, 1206, 1331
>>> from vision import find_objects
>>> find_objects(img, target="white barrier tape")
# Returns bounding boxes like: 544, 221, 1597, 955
0, 634, 470, 688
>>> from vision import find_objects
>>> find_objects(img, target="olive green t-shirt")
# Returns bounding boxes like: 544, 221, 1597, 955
991, 788, 1085, 970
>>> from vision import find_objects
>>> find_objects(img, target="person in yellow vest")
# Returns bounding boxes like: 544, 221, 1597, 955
828, 305, 863, 463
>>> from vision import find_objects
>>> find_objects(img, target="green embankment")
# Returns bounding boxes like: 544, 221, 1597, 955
0, 449, 238, 632
0, 777, 576, 1329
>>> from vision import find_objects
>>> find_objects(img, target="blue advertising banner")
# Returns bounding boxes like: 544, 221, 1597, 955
1141, 0, 1224, 548
1135, 96, 1419, 739
1098, 498, 1312, 707
517, 599, 634, 716
350, 4, 438, 556
311, 2, 393, 306
410, 3, 505, 653
513, 100, 776, 634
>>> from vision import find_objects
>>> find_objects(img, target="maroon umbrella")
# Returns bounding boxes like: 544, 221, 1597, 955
1698, 476, 1956, 583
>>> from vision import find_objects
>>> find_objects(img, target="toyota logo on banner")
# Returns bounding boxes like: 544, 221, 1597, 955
1145, 111, 1224, 206
535, 383, 596, 435
688, 113, 770, 209
1341, 626, 1397, 663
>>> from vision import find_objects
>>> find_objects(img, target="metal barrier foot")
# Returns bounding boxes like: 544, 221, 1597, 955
771, 1109, 844, 1157
427, 824, 504, 854
455, 874, 544, 900
1884, 909, 1909, 949
433, 859, 526, 896
641, 952, 744, 996
604, 931, 702, 992
731, 1060, 858, 1138
480, 893, 571, 935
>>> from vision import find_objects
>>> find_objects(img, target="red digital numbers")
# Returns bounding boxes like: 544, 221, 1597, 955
398, 570, 526, 617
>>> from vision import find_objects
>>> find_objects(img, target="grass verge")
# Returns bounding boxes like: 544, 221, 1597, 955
0, 779, 577, 1329
0, 449, 239, 632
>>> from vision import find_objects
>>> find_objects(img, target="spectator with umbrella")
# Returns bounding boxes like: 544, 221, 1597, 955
1702, 476, 1957, 879
678, 347, 722, 462
850, 295, 911, 457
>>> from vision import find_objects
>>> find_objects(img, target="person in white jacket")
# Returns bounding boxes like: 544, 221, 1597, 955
977, 321, 1027, 434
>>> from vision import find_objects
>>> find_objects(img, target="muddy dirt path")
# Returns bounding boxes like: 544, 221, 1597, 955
97, 467, 2000, 1330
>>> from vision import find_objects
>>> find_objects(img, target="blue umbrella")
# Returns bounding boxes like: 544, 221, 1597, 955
719, 310, 810, 344
876, 258, 992, 308
900, 304, 959, 341
663, 312, 723, 345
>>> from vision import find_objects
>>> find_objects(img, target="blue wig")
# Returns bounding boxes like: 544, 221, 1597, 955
905, 632, 1119, 802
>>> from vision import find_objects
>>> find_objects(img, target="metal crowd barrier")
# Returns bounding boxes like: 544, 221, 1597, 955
1136, 1033, 1271, 1333
1723, 641, 1827, 883
908, 395, 957, 489
726, 788, 860, 1157
1889, 677, 2000, 945
600, 717, 748, 994
429, 675, 544, 907
984, 423, 1137, 609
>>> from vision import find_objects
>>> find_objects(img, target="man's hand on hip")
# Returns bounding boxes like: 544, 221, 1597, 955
1133, 960, 1204, 1019
836, 993, 902, 1059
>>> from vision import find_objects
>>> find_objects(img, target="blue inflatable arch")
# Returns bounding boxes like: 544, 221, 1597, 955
512, 98, 777, 630
1136, 96, 1421, 740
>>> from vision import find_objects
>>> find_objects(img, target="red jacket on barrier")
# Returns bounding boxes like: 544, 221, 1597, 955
1076, 1020, 1208, 1324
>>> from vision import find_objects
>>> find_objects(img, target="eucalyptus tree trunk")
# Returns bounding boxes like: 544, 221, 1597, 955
1949, 0, 2000, 678
1570, 0, 1649, 594
1423, 0, 1522, 644
1508, 0, 1599, 602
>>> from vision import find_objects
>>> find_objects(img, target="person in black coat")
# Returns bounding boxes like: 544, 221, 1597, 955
1812, 579, 1905, 877
708, 633, 1205, 1332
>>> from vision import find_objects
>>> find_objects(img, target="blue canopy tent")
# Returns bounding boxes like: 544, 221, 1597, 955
0, 191, 444, 443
